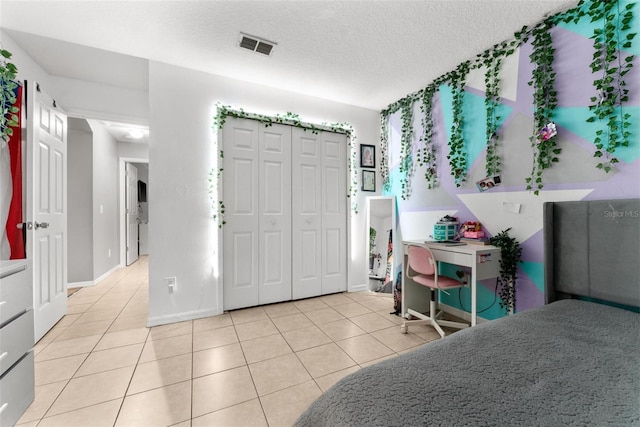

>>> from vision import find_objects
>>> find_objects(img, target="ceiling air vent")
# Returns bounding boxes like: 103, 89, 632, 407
239, 33, 276, 56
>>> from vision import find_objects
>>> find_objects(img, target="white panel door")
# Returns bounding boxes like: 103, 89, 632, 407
27, 82, 68, 342
259, 124, 291, 304
321, 132, 347, 294
292, 128, 322, 299
223, 119, 260, 310
125, 163, 139, 266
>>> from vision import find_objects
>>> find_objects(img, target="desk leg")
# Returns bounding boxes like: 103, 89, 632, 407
471, 269, 477, 327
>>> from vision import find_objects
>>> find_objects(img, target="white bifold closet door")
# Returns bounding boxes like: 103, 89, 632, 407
292, 128, 347, 299
223, 118, 347, 311
223, 119, 292, 310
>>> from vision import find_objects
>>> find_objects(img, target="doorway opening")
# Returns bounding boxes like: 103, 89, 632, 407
119, 158, 149, 267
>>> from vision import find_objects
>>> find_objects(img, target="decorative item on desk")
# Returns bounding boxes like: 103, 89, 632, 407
434, 218, 458, 241
460, 221, 481, 233
438, 215, 457, 223
476, 175, 501, 192
460, 237, 490, 245
460, 221, 485, 240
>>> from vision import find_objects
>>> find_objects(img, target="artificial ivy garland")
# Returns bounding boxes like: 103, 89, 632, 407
526, 18, 560, 195
586, 0, 635, 173
208, 150, 226, 228
210, 103, 359, 228
416, 84, 438, 189
398, 98, 415, 200
380, 94, 420, 198
447, 61, 471, 187
379, 0, 635, 199
379, 114, 390, 192
483, 52, 504, 178
0, 48, 19, 144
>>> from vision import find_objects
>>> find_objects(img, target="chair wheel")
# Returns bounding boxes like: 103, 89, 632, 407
400, 325, 408, 334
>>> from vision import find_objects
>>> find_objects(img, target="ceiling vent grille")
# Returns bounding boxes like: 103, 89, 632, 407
239, 33, 276, 56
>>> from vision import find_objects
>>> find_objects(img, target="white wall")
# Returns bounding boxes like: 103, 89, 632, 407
5, 28, 382, 325
87, 120, 120, 279
148, 61, 380, 325
4, 32, 129, 285
1, 31, 149, 127
118, 142, 149, 160
68, 124, 94, 284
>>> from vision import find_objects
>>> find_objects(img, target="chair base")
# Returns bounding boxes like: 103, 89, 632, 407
401, 305, 469, 338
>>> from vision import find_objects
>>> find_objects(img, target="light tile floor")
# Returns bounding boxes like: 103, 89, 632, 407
17, 256, 446, 427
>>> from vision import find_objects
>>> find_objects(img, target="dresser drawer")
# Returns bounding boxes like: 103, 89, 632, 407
0, 266, 31, 326
0, 310, 34, 377
0, 351, 34, 427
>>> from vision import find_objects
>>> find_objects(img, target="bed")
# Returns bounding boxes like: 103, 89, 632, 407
296, 199, 640, 426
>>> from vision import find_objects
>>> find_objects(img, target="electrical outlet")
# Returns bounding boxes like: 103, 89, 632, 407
166, 277, 177, 293
108, 249, 111, 257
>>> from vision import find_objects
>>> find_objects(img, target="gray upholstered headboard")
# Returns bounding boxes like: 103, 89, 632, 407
544, 198, 640, 307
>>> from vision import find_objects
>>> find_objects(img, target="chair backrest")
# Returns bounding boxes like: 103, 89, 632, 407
407, 245, 436, 276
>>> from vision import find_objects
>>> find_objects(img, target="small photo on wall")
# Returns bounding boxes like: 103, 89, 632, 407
362, 170, 376, 192
476, 175, 500, 192
360, 144, 375, 168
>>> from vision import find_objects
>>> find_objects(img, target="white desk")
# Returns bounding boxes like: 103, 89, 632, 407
402, 240, 501, 326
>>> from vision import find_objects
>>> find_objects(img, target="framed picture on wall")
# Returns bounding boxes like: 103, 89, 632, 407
360, 144, 375, 168
362, 170, 376, 192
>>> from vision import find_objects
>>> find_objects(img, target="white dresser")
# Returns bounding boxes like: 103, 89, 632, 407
0, 260, 34, 427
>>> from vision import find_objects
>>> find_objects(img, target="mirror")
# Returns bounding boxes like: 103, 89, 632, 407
366, 196, 395, 293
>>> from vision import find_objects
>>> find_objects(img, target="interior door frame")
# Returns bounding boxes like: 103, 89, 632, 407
119, 157, 148, 267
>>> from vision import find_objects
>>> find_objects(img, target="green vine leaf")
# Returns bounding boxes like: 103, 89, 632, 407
484, 51, 504, 178
527, 18, 559, 194
0, 47, 19, 145
583, 0, 635, 174
448, 61, 470, 187
416, 84, 439, 189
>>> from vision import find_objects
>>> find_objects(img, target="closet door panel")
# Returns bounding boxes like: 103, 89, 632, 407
292, 129, 322, 299
223, 119, 260, 310
259, 125, 292, 305
321, 133, 348, 294
224, 119, 348, 308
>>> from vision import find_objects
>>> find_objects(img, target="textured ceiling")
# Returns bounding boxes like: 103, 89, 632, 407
0, 0, 577, 112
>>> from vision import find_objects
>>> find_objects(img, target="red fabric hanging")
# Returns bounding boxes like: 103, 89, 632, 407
6, 85, 25, 259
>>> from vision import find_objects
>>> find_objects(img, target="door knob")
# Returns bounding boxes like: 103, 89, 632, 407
34, 221, 49, 230
16, 222, 33, 230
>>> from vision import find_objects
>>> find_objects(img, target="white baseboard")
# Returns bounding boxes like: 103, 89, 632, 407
348, 283, 368, 293
95, 264, 121, 285
67, 281, 95, 288
69, 264, 122, 288
147, 307, 222, 327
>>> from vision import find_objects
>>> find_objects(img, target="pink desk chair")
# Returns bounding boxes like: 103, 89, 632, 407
401, 245, 469, 337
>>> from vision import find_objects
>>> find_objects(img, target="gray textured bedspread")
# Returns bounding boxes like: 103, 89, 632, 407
296, 300, 640, 426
